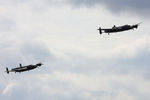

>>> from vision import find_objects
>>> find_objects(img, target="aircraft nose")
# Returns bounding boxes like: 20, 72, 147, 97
36, 63, 43, 66
39, 63, 43, 66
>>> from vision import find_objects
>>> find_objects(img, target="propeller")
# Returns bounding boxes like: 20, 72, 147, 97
137, 22, 142, 25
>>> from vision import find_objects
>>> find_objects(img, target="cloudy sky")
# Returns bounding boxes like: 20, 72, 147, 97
0, 0, 150, 100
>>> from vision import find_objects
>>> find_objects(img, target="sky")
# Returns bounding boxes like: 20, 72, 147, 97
0, 0, 150, 100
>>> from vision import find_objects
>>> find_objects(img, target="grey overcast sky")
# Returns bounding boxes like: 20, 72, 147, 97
0, 0, 150, 100
67, 0, 150, 15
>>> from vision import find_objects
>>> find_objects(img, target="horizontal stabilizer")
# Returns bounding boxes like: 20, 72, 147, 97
97, 27, 102, 34
6, 67, 9, 74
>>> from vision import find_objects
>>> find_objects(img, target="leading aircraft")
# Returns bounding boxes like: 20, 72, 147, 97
5, 63, 43, 74
97, 23, 141, 35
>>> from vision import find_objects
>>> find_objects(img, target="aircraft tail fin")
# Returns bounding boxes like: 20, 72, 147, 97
97, 27, 102, 34
6, 67, 9, 74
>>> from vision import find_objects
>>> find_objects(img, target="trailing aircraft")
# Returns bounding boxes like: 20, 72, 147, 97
5, 63, 43, 74
98, 23, 141, 35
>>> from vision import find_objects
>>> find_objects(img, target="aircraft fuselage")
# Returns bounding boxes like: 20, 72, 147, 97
104, 25, 133, 33
11, 65, 37, 72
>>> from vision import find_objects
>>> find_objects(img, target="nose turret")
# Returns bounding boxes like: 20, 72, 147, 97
97, 27, 102, 34
36, 63, 43, 66
132, 25, 138, 29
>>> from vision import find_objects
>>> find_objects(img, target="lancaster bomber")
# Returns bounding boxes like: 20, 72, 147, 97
97, 23, 141, 35
5, 63, 43, 74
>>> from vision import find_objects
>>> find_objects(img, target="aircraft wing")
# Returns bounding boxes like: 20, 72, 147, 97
137, 22, 142, 25
101, 28, 111, 30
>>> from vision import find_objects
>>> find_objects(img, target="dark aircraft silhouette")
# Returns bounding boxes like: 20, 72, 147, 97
98, 23, 141, 35
5, 63, 43, 74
